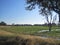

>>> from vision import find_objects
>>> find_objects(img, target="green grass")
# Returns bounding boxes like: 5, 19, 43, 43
0, 26, 60, 45
0, 26, 60, 38
0, 26, 48, 34
36, 31, 60, 38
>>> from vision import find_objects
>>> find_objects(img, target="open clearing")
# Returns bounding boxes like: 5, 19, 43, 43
0, 26, 60, 38
0, 26, 60, 45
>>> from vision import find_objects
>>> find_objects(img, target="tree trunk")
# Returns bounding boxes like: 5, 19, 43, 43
48, 23, 52, 32
59, 14, 60, 25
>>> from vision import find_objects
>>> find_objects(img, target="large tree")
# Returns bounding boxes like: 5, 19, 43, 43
26, 0, 60, 24
43, 9, 57, 31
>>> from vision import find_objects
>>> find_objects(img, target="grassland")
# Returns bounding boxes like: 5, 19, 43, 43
0, 26, 60, 36
0, 26, 60, 45
0, 26, 48, 34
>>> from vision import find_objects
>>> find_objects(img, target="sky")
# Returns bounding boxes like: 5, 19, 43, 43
0, 0, 59, 24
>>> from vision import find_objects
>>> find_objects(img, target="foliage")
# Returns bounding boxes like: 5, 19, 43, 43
26, 0, 59, 31
0, 21, 7, 26
26, 0, 60, 22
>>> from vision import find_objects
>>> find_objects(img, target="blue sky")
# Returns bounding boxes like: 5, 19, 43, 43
0, 0, 59, 24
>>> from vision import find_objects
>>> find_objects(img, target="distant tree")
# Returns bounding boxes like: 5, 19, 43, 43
23, 24, 32, 26
44, 23, 48, 26
34, 24, 41, 26
52, 23, 56, 26
0, 21, 7, 26
26, 0, 60, 25
12, 23, 15, 26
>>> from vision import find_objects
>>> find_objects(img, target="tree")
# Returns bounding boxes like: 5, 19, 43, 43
43, 10, 57, 31
0, 21, 7, 26
26, 0, 60, 24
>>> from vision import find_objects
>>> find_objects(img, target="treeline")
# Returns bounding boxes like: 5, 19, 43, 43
0, 21, 58, 26
0, 21, 7, 26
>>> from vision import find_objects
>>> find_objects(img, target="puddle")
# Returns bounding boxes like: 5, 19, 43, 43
37, 29, 60, 40
38, 29, 60, 33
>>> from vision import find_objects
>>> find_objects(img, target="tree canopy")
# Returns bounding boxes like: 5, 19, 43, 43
26, 0, 60, 22
0, 21, 7, 26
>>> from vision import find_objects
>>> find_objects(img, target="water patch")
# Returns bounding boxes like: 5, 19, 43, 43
37, 29, 60, 40
38, 29, 60, 33
38, 30, 49, 33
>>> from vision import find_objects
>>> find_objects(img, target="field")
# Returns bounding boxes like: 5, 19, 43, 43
0, 26, 48, 35
0, 26, 60, 35
0, 26, 60, 36
0, 26, 60, 45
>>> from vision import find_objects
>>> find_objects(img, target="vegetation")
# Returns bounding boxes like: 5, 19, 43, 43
35, 30, 60, 38
26, 0, 60, 23
0, 26, 60, 37
0, 26, 60, 45
0, 30, 60, 45
0, 35, 60, 45
0, 21, 7, 26
0, 26, 48, 35
26, 0, 60, 31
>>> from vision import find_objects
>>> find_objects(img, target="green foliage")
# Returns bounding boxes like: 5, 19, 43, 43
26, 0, 60, 25
0, 21, 7, 26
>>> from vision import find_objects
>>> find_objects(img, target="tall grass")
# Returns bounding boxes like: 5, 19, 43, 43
0, 35, 60, 45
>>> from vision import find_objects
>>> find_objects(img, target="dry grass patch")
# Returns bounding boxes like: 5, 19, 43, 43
17, 34, 60, 45
0, 33, 60, 45
0, 30, 14, 36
